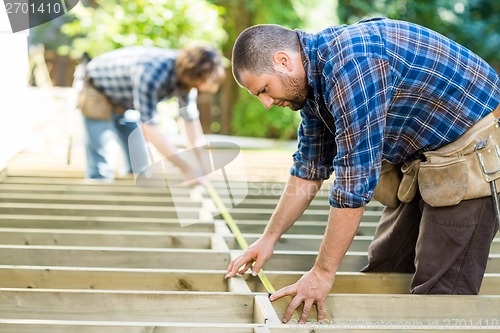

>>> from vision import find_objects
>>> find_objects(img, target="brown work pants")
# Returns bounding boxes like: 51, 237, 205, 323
361, 192, 499, 294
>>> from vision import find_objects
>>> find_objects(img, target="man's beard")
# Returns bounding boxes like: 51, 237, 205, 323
276, 72, 308, 111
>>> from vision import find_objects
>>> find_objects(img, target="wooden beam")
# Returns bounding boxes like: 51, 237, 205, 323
0, 228, 213, 249
0, 289, 258, 323
271, 293, 500, 328
0, 182, 178, 196
230, 234, 373, 252
0, 203, 200, 219
0, 266, 228, 291
0, 192, 198, 207
262, 250, 368, 272
0, 322, 258, 333
215, 207, 382, 222
246, 272, 500, 295
254, 295, 281, 325
0, 215, 215, 232
226, 220, 378, 236
0, 246, 230, 269
6, 244, 495, 276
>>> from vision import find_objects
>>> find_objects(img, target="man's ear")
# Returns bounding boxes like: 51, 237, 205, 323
272, 51, 293, 72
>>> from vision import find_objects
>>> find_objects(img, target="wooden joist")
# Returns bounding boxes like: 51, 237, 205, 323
0, 228, 214, 248
0, 215, 214, 232
0, 245, 230, 269
1, 143, 500, 331
0, 289, 261, 323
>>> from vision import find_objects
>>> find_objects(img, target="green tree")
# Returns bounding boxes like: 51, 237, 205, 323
214, 0, 303, 139
337, 0, 500, 69
59, 0, 227, 59
213, 0, 337, 139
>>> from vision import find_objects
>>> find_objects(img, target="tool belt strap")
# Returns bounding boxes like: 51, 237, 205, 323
374, 103, 500, 208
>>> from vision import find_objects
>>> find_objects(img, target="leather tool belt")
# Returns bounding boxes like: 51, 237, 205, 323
76, 76, 126, 121
374, 104, 500, 208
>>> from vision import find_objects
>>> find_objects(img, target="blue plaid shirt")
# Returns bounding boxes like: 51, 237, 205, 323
86, 46, 199, 124
291, 18, 500, 208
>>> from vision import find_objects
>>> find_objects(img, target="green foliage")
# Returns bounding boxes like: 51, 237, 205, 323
215, 0, 313, 139
231, 92, 300, 139
337, 0, 500, 68
59, 0, 227, 59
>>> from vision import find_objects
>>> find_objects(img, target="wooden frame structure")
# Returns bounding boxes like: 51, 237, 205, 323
0, 149, 499, 332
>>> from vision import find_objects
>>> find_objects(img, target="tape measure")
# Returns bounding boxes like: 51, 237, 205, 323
205, 182, 276, 294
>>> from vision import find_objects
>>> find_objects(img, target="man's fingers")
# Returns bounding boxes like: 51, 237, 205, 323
250, 258, 265, 276
299, 300, 315, 324
268, 284, 295, 302
225, 260, 237, 278
225, 255, 254, 278
316, 301, 326, 321
282, 294, 303, 323
237, 261, 253, 275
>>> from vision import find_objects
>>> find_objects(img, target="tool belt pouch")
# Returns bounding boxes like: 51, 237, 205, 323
77, 77, 124, 121
397, 159, 420, 204
418, 113, 500, 207
373, 160, 402, 208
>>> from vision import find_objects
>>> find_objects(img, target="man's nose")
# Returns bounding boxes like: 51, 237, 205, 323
258, 95, 274, 109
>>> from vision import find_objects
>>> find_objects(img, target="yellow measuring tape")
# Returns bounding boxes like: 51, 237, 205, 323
205, 182, 276, 294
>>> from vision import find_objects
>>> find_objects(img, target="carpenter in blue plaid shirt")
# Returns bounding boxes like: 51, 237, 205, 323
225, 18, 500, 323
80, 46, 225, 182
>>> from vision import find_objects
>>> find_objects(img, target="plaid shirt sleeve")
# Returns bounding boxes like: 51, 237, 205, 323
290, 107, 336, 180
131, 62, 172, 124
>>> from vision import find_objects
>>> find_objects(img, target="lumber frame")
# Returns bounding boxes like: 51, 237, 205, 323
0, 289, 258, 323
2, 147, 500, 331
0, 228, 214, 249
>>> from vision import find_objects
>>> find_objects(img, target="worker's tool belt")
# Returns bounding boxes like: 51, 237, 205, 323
374, 106, 500, 208
77, 76, 126, 120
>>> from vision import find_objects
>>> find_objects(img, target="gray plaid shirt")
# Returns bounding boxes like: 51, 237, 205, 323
85, 46, 199, 124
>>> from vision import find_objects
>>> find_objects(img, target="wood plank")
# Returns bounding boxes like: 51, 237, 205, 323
264, 251, 500, 273
0, 183, 177, 196
229, 220, 378, 236
0, 246, 230, 269
0, 266, 228, 291
0, 203, 200, 219
0, 215, 214, 232
2, 265, 497, 295
0, 228, 213, 248
263, 251, 368, 272
0, 289, 258, 323
254, 294, 281, 325
272, 293, 500, 328
0, 322, 257, 333
2, 244, 491, 281
0, 192, 199, 207
230, 234, 373, 252
246, 272, 500, 295
215, 207, 382, 222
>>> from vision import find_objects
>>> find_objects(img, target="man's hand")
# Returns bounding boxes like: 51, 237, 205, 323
225, 237, 275, 278
270, 266, 335, 324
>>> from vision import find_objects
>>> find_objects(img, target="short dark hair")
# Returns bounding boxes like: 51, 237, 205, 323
232, 24, 299, 86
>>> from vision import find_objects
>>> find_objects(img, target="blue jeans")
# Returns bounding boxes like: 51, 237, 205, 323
83, 112, 149, 179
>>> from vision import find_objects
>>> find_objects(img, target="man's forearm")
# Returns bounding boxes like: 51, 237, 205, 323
182, 118, 206, 149
263, 175, 323, 244
141, 123, 190, 172
314, 206, 365, 274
